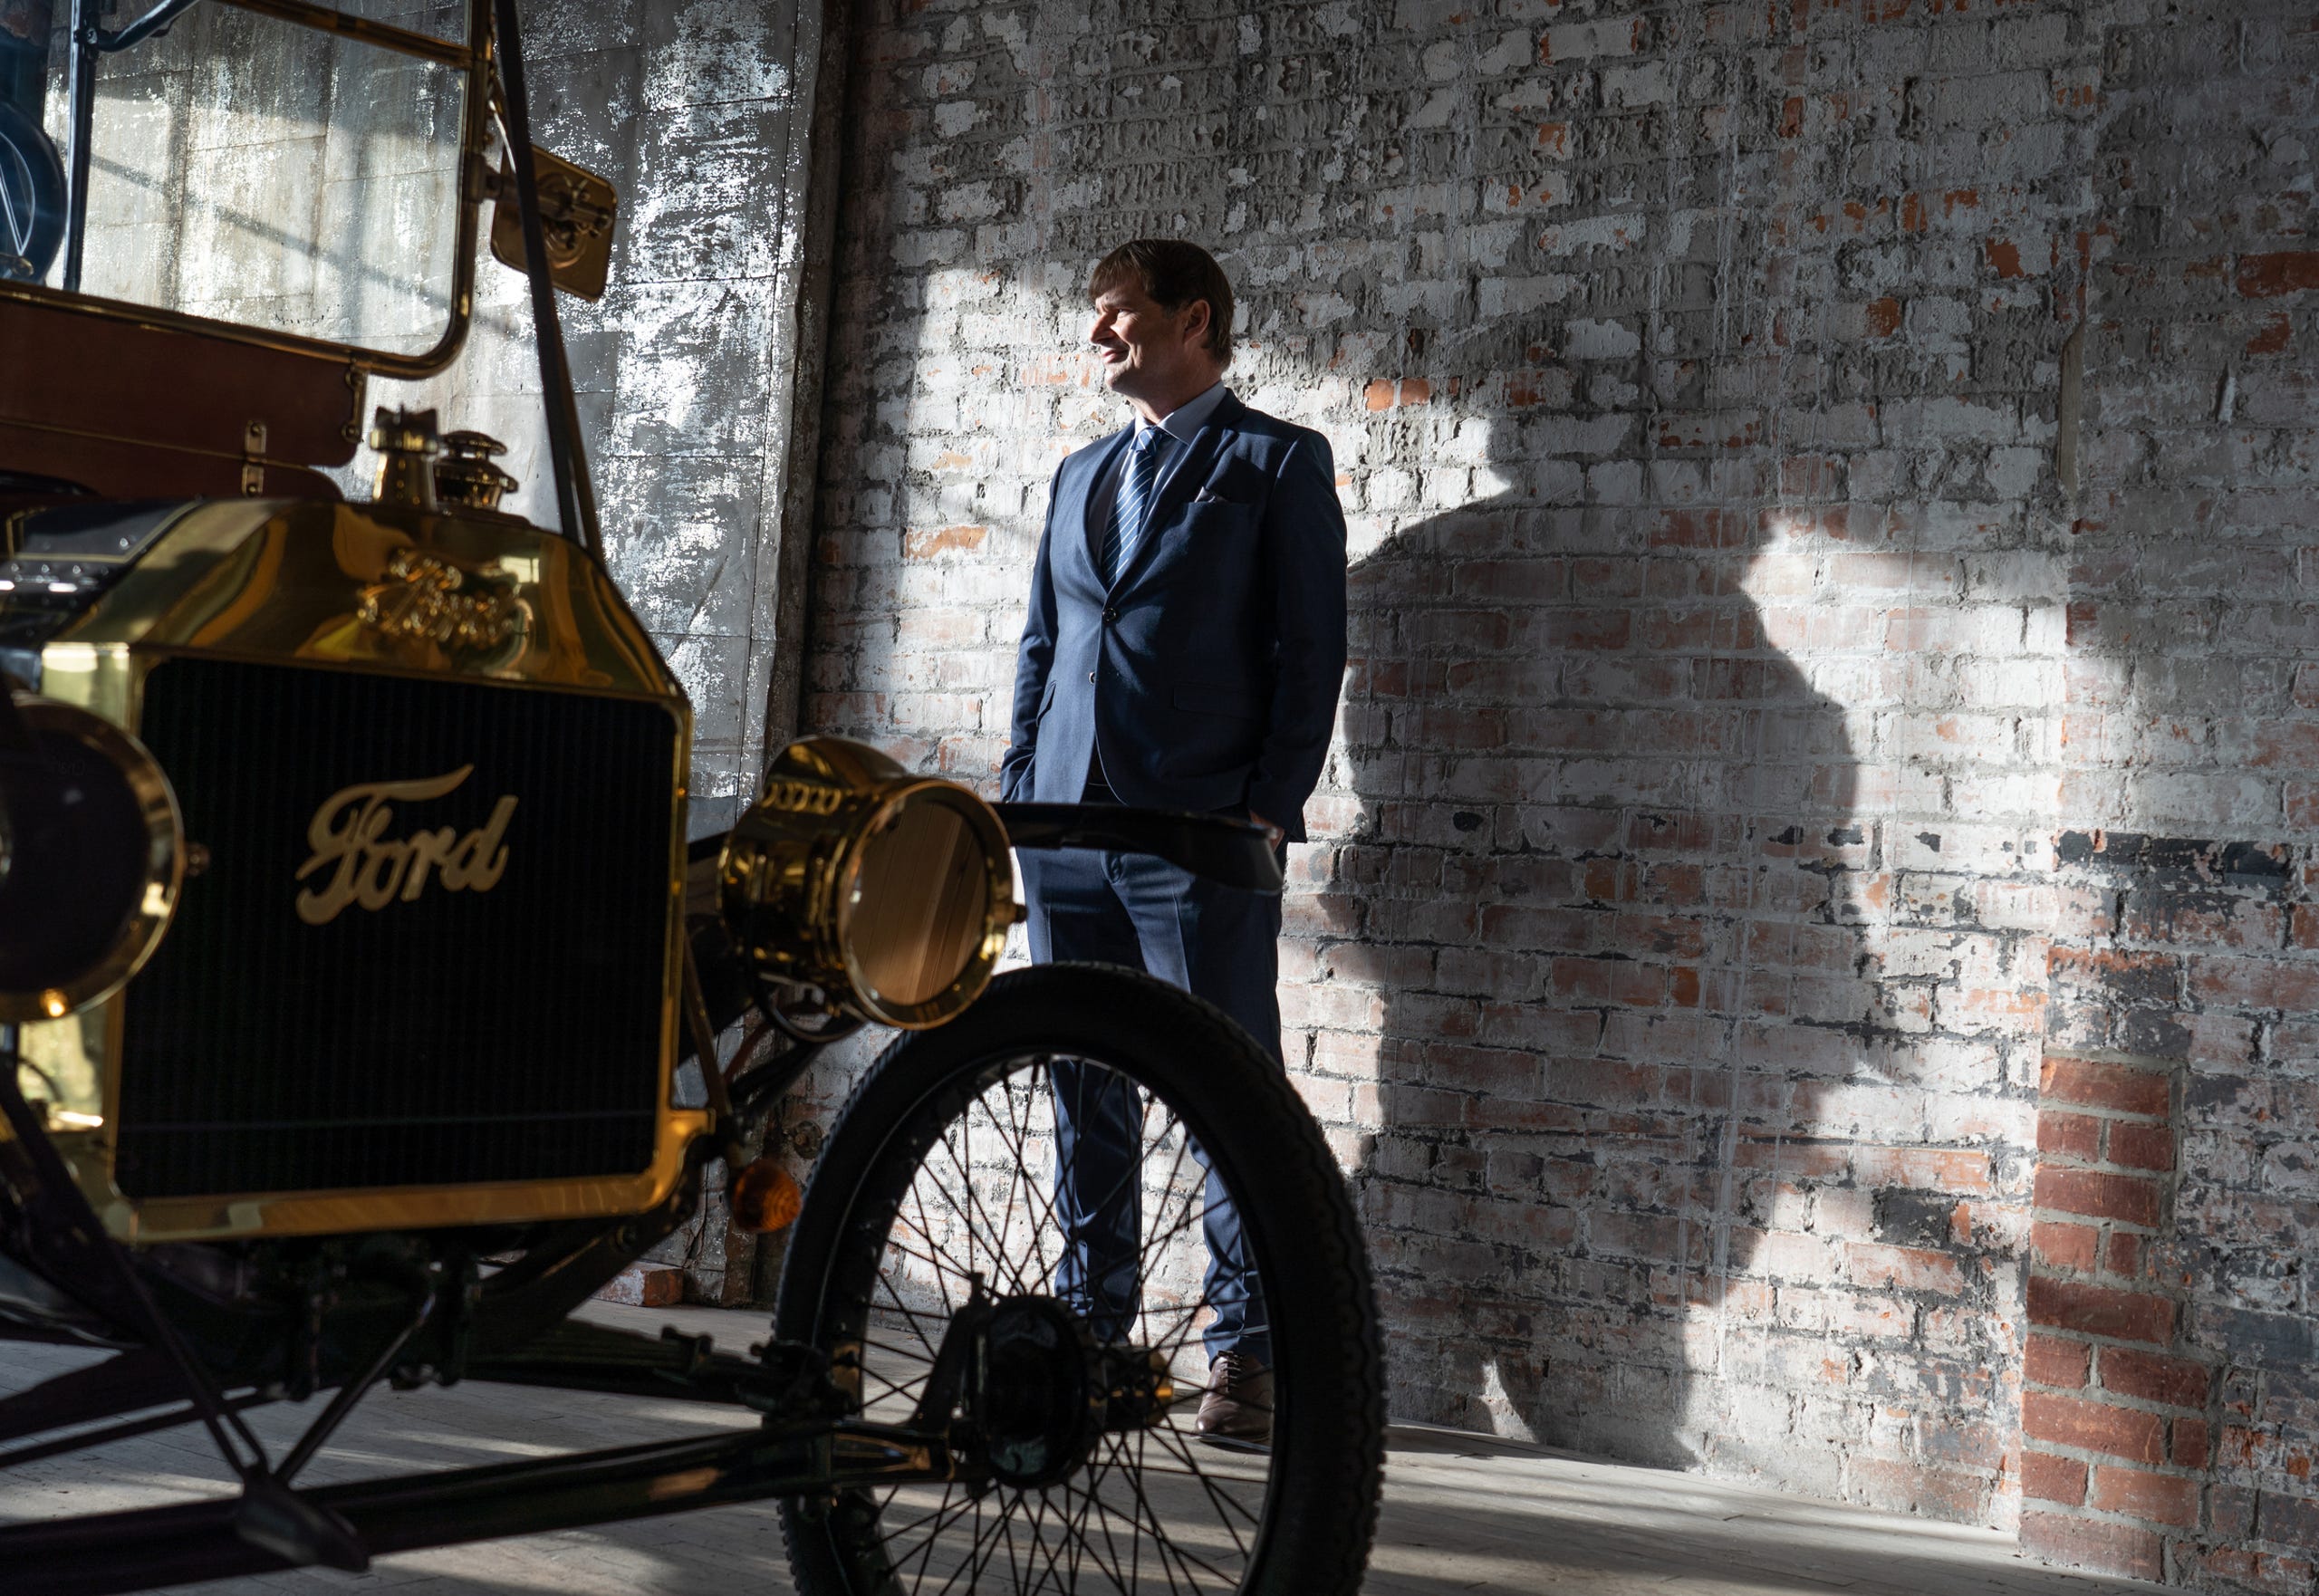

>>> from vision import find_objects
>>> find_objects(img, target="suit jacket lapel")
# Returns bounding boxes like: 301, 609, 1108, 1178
1111, 394, 1242, 593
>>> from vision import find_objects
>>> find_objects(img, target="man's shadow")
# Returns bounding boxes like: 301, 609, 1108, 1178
1333, 398, 1908, 1470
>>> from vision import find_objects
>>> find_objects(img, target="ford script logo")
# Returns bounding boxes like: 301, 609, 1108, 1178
357, 549, 521, 653
294, 765, 519, 927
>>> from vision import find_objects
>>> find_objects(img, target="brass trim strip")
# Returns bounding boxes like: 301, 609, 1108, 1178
126, 642, 694, 707
73, 1109, 712, 1243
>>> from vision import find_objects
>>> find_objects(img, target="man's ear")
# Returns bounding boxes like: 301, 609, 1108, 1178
1179, 298, 1213, 350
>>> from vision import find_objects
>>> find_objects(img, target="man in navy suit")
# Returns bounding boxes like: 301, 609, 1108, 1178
1000, 239, 1347, 1444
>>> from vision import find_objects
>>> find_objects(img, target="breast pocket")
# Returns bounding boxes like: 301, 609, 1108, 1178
1171, 682, 1260, 720
1181, 495, 1257, 525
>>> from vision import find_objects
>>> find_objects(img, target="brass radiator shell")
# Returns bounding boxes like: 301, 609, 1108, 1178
15, 499, 705, 1243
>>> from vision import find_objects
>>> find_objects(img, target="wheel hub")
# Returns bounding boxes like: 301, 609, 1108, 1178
973, 1294, 1103, 1487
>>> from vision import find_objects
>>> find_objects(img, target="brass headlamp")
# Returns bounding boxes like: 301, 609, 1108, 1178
719, 737, 1015, 1030
0, 694, 183, 1022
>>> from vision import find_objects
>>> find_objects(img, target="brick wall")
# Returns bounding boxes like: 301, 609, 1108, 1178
798, 0, 2318, 1583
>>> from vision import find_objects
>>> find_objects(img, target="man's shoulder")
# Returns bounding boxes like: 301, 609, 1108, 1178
1220, 398, 1333, 469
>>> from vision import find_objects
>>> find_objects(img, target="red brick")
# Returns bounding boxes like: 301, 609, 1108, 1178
2247, 312, 2295, 355
2034, 1167, 2162, 1226
1648, 508, 1748, 549
2024, 1391, 2167, 1464
2027, 1277, 2175, 1344
2176, 1418, 2213, 1470
2026, 1332, 2092, 1389
2037, 1110, 2102, 1160
2024, 1448, 2088, 1505
2192, 956, 2319, 1014
2198, 1548, 2317, 1596
597, 1264, 683, 1308
2047, 947, 2179, 1007
2092, 1465, 2200, 1528
2256, 1492, 2319, 1553
2032, 1220, 2099, 1273
1843, 1457, 1988, 1520
2022, 1509, 2163, 1583
901, 523, 986, 558
2105, 1232, 2144, 1278
1363, 378, 1432, 409
2040, 1054, 2170, 1116
1844, 1241, 1965, 1295
2106, 1120, 2174, 1171
2237, 251, 2319, 298
2099, 1347, 2211, 1410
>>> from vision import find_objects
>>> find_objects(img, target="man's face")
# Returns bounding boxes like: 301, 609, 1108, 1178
1089, 279, 1210, 401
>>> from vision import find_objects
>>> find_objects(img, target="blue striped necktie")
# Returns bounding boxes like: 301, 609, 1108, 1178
1102, 427, 1168, 587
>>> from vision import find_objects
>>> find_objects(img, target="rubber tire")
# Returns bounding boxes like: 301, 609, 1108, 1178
775, 962, 1384, 1596
0, 101, 66, 283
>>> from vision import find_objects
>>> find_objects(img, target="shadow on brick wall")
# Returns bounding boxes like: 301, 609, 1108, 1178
1329, 409, 1934, 1479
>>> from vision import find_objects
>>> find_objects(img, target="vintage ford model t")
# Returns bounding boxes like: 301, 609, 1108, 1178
0, 3, 1382, 1591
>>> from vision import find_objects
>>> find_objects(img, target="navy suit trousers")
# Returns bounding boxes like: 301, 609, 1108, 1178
1020, 841, 1280, 1366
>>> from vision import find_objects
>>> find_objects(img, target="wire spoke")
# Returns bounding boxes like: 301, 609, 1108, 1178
872, 1272, 948, 1363
889, 1210, 969, 1304
1119, 1428, 1245, 1592
982, 1064, 1072, 1293
1018, 1484, 1083, 1595
895, 1188, 985, 1293
1145, 1421, 1265, 1540
876, 1482, 972, 1553
821, 1053, 1272, 1594
945, 1487, 1021, 1594
938, 1118, 1036, 1296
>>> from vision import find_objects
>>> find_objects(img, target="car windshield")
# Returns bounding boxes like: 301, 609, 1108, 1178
55, 0, 471, 359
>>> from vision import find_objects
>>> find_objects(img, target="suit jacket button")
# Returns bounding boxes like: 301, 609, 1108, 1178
1103, 607, 1118, 622
1087, 670, 1096, 683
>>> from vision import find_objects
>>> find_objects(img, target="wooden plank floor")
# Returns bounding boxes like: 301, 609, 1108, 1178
0, 1303, 2159, 1595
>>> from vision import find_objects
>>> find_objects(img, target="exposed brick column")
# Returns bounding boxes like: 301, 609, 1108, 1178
2023, 1047, 2205, 1583
2031, 834, 2319, 1593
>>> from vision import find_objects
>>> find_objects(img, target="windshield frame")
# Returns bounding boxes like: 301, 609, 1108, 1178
0, 0, 494, 381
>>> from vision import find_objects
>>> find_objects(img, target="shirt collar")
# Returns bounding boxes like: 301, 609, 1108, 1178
1135, 381, 1229, 446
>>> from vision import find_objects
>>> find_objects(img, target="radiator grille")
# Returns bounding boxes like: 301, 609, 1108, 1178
118, 657, 678, 1200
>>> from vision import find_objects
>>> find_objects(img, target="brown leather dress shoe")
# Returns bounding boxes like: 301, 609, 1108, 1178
1195, 1350, 1272, 1446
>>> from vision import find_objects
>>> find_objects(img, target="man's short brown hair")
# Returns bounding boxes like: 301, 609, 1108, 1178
1090, 239, 1235, 366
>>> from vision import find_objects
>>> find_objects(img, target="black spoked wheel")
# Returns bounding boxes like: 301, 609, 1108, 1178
775, 963, 1382, 1596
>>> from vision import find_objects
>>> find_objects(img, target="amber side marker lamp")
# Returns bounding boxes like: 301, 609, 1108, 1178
731, 1159, 803, 1234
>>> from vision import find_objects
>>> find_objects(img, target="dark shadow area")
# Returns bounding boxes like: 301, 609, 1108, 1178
1337, 395, 1904, 1480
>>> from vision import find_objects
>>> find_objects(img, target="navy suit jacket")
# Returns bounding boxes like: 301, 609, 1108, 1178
999, 392, 1348, 843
